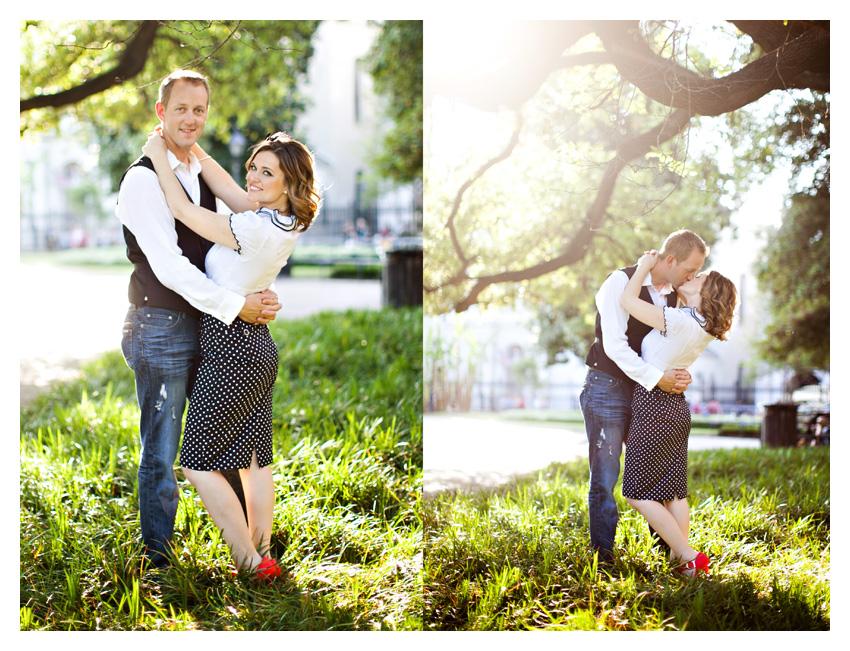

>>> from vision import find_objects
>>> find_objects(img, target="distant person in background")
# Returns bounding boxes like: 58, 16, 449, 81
117, 69, 281, 571
142, 127, 320, 581
356, 217, 370, 240
344, 220, 357, 242
814, 415, 829, 445
620, 250, 737, 577
800, 413, 830, 447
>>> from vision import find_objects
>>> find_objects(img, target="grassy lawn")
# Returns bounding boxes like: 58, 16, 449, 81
423, 446, 829, 630
20, 308, 422, 631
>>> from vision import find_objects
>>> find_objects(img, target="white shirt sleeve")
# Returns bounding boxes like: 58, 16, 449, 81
595, 269, 665, 391
662, 306, 688, 338
116, 164, 245, 324
229, 211, 272, 261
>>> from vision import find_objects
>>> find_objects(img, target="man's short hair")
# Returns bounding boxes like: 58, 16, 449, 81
659, 229, 708, 262
158, 70, 210, 108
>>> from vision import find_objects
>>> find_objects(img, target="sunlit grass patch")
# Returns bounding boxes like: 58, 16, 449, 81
20, 308, 422, 631
424, 446, 829, 630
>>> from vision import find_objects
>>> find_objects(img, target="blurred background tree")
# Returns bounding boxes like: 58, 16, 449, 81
21, 20, 320, 188
756, 185, 828, 373
754, 90, 829, 372
755, 92, 829, 373
364, 20, 423, 185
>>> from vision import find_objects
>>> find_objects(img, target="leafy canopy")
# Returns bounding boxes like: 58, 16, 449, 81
755, 93, 829, 372
364, 20, 423, 184
21, 20, 320, 187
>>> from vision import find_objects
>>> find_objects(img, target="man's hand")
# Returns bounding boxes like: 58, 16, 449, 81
239, 289, 282, 325
657, 369, 691, 394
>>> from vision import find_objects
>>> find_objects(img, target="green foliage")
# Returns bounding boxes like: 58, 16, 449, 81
424, 447, 829, 630
723, 91, 829, 195
67, 177, 109, 222
751, 92, 829, 372
20, 308, 422, 630
21, 20, 319, 189
755, 185, 829, 371
364, 21, 423, 184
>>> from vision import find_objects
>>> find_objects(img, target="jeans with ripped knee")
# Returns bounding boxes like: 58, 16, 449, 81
579, 369, 632, 562
122, 305, 199, 567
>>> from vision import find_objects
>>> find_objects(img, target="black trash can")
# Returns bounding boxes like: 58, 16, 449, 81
761, 403, 799, 447
381, 239, 423, 308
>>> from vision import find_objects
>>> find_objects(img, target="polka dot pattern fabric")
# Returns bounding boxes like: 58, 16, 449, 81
180, 314, 278, 471
622, 385, 691, 501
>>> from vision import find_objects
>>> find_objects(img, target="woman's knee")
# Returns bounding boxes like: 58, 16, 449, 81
181, 466, 202, 485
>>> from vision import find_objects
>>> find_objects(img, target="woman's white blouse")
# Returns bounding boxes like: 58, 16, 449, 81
641, 307, 715, 371
204, 207, 299, 296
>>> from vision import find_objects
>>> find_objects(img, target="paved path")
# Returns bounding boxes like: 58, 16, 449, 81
20, 262, 761, 495
423, 413, 760, 497
19, 262, 381, 405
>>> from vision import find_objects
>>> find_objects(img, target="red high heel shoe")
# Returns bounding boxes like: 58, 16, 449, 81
233, 557, 283, 582
254, 557, 282, 582
674, 552, 710, 577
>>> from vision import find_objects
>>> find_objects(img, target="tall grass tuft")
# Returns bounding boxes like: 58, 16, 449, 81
21, 308, 422, 631
424, 446, 829, 630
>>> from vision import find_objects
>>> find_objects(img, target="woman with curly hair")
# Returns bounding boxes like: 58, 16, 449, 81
142, 129, 321, 581
619, 250, 737, 577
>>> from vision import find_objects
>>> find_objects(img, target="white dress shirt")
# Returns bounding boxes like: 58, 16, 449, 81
595, 269, 672, 391
205, 208, 298, 296
116, 150, 245, 324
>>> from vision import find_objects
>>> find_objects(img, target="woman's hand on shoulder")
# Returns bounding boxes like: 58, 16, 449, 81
142, 126, 167, 161
638, 250, 659, 270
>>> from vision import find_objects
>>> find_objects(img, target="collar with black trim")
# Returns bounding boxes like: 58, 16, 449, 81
257, 206, 297, 232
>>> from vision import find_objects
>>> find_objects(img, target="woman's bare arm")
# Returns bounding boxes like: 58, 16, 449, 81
620, 253, 666, 332
191, 142, 254, 213
142, 134, 239, 250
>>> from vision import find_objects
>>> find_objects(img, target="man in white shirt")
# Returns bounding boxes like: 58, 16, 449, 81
579, 229, 707, 566
117, 70, 280, 569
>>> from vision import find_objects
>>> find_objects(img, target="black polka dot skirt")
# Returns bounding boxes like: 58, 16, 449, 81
180, 315, 278, 471
622, 385, 691, 501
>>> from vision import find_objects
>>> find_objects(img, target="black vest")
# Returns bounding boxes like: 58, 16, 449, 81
584, 265, 679, 386
119, 156, 216, 318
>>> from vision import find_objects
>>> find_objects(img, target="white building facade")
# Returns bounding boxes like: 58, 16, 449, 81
295, 20, 419, 244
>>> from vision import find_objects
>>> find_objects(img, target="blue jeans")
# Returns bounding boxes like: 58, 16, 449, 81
122, 305, 200, 567
579, 369, 632, 562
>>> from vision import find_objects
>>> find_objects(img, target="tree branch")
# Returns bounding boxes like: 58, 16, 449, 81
21, 20, 161, 112
441, 112, 524, 286
732, 20, 829, 54
452, 108, 693, 312
591, 20, 829, 116
165, 20, 242, 72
